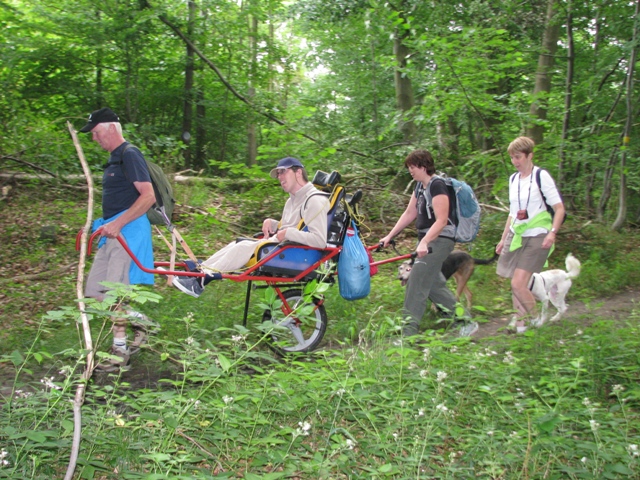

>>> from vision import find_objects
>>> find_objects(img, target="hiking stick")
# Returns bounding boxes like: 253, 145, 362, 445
65, 121, 95, 480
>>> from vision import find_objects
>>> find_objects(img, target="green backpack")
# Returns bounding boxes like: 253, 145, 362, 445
118, 144, 176, 226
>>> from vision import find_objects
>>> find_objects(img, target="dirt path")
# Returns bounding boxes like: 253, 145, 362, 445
474, 287, 639, 340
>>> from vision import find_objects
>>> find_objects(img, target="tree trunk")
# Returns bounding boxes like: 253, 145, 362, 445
246, 14, 258, 166
195, 88, 206, 168
611, 0, 639, 230
526, 0, 560, 144
558, 6, 574, 189
393, 29, 416, 142
181, 0, 196, 169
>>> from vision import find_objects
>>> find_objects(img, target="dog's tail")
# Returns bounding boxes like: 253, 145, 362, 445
565, 253, 581, 279
473, 252, 500, 266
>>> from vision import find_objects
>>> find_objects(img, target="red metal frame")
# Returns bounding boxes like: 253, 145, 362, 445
78, 227, 413, 285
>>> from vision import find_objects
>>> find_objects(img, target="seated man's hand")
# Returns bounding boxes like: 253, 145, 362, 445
276, 228, 287, 242
262, 218, 277, 238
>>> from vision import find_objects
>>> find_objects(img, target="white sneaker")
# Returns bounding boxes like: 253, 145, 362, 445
506, 315, 519, 332
458, 321, 479, 337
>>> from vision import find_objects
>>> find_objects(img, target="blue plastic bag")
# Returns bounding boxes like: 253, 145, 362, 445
337, 221, 371, 300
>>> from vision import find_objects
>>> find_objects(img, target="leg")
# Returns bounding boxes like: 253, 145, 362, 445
402, 237, 456, 336
86, 239, 133, 371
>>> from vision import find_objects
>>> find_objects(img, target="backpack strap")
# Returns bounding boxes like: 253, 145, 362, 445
419, 176, 454, 226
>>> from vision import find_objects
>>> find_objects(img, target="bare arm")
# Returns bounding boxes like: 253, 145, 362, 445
542, 202, 565, 249
100, 181, 156, 238
380, 194, 418, 246
496, 214, 513, 254
416, 193, 449, 257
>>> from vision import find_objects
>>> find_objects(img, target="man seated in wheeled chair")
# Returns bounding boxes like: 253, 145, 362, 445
171, 157, 330, 298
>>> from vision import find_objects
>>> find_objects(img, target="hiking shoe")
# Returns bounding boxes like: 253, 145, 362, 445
506, 315, 519, 333
458, 321, 479, 337
172, 276, 204, 298
516, 325, 528, 334
530, 316, 545, 328
95, 346, 131, 372
129, 328, 148, 355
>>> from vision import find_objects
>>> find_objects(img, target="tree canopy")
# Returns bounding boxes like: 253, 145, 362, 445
1, 0, 638, 226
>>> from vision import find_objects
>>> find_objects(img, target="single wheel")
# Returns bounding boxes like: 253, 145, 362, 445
262, 288, 328, 354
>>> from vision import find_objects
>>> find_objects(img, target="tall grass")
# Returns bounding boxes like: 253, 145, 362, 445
1, 296, 639, 479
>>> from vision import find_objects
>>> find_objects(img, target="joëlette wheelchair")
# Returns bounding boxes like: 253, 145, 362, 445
80, 171, 413, 355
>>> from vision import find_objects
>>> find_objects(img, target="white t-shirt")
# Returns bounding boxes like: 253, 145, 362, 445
509, 167, 562, 237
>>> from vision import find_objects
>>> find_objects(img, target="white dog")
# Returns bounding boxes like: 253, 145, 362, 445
529, 253, 581, 327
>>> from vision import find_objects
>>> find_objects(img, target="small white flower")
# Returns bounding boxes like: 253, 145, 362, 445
628, 444, 639, 457
582, 397, 591, 407
392, 432, 399, 440
450, 346, 458, 353
40, 377, 61, 391
581, 457, 587, 463
576, 329, 583, 335
487, 430, 494, 436
185, 336, 194, 345
222, 395, 234, 405
335, 388, 346, 397
296, 421, 311, 436
612, 384, 624, 393
231, 334, 246, 344
419, 369, 428, 379
589, 419, 600, 431
436, 403, 448, 413
422, 348, 431, 360
469, 364, 477, 370
417, 408, 425, 417
345, 439, 356, 450
436, 371, 447, 383
408, 362, 418, 370
509, 431, 519, 438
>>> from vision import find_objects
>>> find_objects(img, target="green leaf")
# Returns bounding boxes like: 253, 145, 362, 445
217, 353, 231, 372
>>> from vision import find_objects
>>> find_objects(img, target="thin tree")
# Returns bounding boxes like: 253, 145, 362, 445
526, 0, 560, 144
611, 0, 639, 231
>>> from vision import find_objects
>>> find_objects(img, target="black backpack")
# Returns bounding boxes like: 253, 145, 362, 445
510, 167, 566, 224
117, 144, 176, 226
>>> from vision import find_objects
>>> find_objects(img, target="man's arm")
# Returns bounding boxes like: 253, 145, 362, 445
100, 181, 156, 238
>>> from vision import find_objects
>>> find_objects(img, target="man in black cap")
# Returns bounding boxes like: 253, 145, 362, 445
171, 157, 330, 298
80, 107, 157, 371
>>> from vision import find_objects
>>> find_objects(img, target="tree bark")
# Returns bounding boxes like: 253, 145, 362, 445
558, 6, 574, 189
526, 0, 560, 144
247, 13, 258, 166
611, 0, 639, 230
181, 0, 196, 168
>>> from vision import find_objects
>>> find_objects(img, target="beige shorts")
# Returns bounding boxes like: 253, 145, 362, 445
497, 231, 550, 278
85, 238, 132, 300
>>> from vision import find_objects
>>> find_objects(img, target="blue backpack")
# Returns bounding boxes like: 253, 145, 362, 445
420, 176, 481, 243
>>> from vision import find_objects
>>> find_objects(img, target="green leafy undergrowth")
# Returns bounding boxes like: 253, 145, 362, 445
1, 303, 639, 479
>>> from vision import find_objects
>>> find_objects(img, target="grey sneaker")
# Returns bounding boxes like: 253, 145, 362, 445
458, 321, 479, 337
95, 346, 131, 372
172, 276, 204, 298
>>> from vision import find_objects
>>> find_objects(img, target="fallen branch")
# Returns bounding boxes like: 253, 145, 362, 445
0, 262, 78, 285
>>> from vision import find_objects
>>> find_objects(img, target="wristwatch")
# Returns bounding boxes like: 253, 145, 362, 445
550, 227, 557, 233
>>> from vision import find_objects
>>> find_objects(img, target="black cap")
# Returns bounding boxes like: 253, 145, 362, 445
79, 107, 120, 133
269, 157, 305, 178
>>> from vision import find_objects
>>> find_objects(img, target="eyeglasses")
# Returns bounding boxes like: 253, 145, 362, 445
274, 168, 289, 177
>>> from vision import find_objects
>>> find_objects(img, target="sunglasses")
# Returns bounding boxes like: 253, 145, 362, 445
274, 168, 290, 177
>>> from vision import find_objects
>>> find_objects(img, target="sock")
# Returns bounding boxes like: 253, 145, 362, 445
113, 337, 128, 350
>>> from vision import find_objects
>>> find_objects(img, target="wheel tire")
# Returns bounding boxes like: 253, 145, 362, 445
262, 289, 328, 355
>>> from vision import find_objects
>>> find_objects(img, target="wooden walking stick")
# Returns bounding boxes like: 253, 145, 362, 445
64, 121, 95, 480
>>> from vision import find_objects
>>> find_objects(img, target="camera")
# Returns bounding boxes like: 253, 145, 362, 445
516, 209, 528, 220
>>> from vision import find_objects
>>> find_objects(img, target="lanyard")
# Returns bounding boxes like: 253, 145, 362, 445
517, 170, 534, 212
